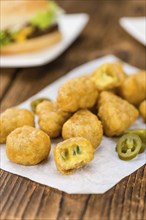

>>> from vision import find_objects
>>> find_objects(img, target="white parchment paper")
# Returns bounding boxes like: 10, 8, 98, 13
1, 55, 146, 194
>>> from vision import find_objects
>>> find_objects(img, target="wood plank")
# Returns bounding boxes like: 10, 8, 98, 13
56, 194, 90, 220
0, 68, 18, 103
1, 166, 145, 220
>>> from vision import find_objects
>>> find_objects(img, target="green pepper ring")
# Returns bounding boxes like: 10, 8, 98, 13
116, 134, 142, 161
124, 129, 146, 153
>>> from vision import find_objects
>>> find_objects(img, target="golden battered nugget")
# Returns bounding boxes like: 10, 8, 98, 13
119, 71, 146, 106
31, 97, 51, 113
57, 76, 98, 112
6, 126, 51, 165
54, 137, 94, 175
98, 91, 139, 137
62, 110, 103, 149
139, 100, 146, 122
91, 63, 127, 91
36, 100, 71, 138
0, 108, 35, 144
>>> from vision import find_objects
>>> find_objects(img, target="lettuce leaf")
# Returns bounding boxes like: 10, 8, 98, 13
30, 2, 63, 30
0, 32, 12, 46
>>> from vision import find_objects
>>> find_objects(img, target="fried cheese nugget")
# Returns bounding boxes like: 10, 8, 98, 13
57, 76, 98, 112
31, 97, 51, 113
119, 71, 146, 106
6, 126, 51, 165
0, 108, 35, 144
54, 137, 94, 175
91, 63, 127, 91
139, 100, 146, 122
62, 110, 103, 149
98, 91, 139, 136
36, 100, 71, 138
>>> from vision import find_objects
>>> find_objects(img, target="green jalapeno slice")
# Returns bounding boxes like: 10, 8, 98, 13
116, 134, 142, 161
31, 97, 50, 113
124, 129, 146, 153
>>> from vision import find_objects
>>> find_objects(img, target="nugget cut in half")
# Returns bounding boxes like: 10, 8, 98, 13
57, 76, 98, 112
36, 100, 71, 138
0, 108, 35, 144
119, 71, 146, 106
98, 92, 139, 136
139, 100, 146, 122
54, 137, 94, 174
91, 63, 127, 91
62, 110, 103, 149
6, 126, 51, 165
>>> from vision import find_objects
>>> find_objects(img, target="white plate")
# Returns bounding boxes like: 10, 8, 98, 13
1, 55, 145, 194
120, 17, 146, 45
0, 14, 89, 68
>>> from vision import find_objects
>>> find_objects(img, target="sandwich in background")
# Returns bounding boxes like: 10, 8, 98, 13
0, 0, 63, 54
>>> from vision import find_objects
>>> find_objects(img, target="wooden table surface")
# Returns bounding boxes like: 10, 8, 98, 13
0, 1, 146, 220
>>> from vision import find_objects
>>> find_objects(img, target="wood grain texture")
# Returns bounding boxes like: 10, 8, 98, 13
0, 69, 18, 104
0, 1, 146, 220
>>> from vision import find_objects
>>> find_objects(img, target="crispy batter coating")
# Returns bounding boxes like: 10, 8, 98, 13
36, 100, 71, 138
54, 137, 94, 174
91, 63, 127, 91
0, 108, 35, 144
98, 91, 139, 136
54, 160, 75, 175
6, 126, 51, 165
36, 100, 54, 114
119, 71, 146, 106
57, 76, 98, 112
114, 63, 127, 84
31, 97, 51, 113
139, 100, 146, 122
62, 110, 103, 149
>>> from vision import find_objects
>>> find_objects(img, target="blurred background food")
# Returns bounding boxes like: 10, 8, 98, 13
0, 0, 63, 54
